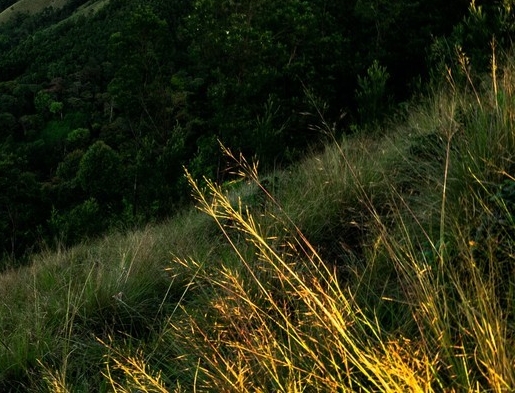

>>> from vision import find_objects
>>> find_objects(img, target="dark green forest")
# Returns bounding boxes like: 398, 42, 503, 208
0, 0, 513, 267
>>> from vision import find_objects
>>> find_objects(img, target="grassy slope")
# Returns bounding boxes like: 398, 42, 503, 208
73, 0, 109, 17
1, 59, 515, 391
0, 0, 69, 23
0, 0, 108, 24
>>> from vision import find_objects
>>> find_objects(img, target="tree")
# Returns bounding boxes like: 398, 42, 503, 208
0, 146, 41, 265
77, 140, 123, 201
183, 0, 353, 166
107, 5, 171, 124
355, 60, 390, 125
0, 112, 17, 138
353, 0, 469, 98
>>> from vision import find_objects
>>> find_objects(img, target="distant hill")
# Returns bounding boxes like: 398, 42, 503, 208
0, 0, 108, 24
72, 0, 109, 18
0, 0, 69, 23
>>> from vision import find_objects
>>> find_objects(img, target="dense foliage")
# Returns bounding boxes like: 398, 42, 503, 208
0, 0, 512, 266
2, 1, 515, 391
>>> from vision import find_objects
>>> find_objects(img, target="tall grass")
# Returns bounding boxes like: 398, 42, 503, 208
102, 53, 515, 391
3, 52, 515, 391
0, 211, 216, 391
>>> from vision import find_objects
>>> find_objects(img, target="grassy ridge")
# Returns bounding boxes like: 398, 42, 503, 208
0, 0, 68, 23
1, 54, 515, 391
0, 0, 108, 24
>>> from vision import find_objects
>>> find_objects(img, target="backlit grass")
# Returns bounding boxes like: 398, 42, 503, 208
2, 51, 515, 391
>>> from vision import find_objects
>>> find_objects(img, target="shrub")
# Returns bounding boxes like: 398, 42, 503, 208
355, 60, 390, 125
77, 141, 123, 200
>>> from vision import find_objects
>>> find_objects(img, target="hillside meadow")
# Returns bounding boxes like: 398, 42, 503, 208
0, 51, 514, 391
0, 0, 69, 23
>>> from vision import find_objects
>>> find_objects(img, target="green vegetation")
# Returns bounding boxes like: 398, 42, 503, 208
0, 0, 69, 24
0, 0, 475, 265
1, 0, 515, 391
1, 43, 515, 390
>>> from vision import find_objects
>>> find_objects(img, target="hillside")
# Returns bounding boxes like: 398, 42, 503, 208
0, 0, 109, 24
0, 1, 515, 390
1, 58, 515, 390
0, 0, 476, 265
0, 0, 69, 23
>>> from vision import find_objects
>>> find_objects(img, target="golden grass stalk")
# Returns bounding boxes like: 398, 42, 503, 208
38, 360, 72, 393
100, 56, 515, 392
165, 152, 441, 392
100, 338, 170, 393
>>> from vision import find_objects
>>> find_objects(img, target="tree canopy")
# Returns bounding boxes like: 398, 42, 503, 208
1, 0, 512, 267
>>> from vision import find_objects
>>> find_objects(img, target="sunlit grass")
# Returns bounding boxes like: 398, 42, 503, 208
2, 51, 515, 391
0, 0, 69, 24
103, 54, 515, 391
